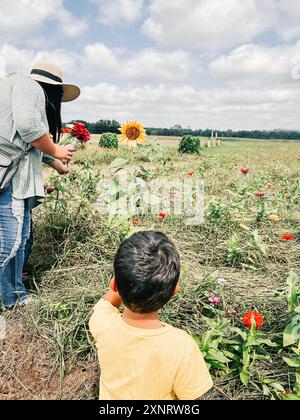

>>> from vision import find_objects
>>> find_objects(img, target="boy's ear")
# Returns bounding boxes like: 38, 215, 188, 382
110, 277, 118, 293
173, 283, 180, 296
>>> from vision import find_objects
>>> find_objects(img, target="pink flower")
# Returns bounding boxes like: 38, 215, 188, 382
170, 191, 178, 199
241, 167, 250, 175
227, 308, 238, 317
209, 296, 221, 307
256, 191, 266, 198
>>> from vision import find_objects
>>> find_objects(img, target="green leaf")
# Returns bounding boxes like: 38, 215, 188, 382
283, 394, 300, 400
240, 371, 250, 386
283, 323, 299, 347
283, 357, 300, 368
231, 327, 247, 341
207, 349, 231, 364
243, 348, 251, 369
110, 158, 129, 172
256, 338, 278, 347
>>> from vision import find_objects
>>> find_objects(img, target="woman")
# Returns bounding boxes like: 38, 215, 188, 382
0, 61, 80, 309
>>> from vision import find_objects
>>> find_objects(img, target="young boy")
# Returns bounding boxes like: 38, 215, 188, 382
89, 231, 213, 400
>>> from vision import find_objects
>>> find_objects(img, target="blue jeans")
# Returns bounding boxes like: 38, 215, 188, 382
0, 184, 31, 307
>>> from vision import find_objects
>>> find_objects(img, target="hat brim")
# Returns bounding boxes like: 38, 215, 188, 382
29, 74, 81, 102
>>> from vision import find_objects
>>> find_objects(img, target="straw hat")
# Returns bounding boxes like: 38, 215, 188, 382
29, 61, 80, 102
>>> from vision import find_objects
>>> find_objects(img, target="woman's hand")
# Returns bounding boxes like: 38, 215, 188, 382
49, 159, 70, 175
52, 145, 75, 163
32, 134, 75, 163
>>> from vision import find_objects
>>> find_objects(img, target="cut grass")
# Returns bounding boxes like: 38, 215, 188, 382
1, 139, 300, 400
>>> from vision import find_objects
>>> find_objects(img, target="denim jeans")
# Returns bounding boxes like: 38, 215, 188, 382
24, 214, 33, 271
0, 184, 31, 307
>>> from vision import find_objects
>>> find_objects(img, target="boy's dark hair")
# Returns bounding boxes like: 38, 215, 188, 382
114, 231, 181, 314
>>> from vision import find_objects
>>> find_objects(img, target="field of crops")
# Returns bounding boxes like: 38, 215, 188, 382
0, 138, 300, 400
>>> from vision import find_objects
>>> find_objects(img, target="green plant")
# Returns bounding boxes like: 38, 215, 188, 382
226, 234, 242, 266
178, 135, 201, 155
278, 272, 300, 400
192, 318, 235, 373
99, 132, 119, 149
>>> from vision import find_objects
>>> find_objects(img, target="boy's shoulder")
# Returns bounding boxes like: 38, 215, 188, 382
163, 324, 198, 347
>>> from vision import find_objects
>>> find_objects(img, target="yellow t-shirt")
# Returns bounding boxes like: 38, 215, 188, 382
89, 299, 213, 400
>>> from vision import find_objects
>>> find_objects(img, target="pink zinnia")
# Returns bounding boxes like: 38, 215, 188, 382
209, 296, 221, 307
256, 191, 265, 198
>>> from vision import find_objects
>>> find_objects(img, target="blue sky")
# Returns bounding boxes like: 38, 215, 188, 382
1, 0, 300, 130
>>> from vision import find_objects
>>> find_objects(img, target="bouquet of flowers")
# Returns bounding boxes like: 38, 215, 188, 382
60, 122, 91, 150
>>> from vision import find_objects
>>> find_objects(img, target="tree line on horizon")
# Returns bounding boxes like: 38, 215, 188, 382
65, 120, 300, 140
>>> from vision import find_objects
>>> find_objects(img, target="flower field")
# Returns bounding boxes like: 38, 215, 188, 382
1, 138, 300, 400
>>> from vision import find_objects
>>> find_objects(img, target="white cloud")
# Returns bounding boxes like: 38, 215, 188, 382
81, 44, 198, 81
91, 0, 144, 25
0, 44, 78, 78
143, 0, 273, 50
0, 43, 197, 84
0, 0, 87, 40
142, 0, 300, 50
210, 42, 300, 84
276, 0, 300, 41
65, 81, 299, 130
122, 49, 198, 81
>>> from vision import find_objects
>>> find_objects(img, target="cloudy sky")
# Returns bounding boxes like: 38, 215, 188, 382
1, 0, 300, 130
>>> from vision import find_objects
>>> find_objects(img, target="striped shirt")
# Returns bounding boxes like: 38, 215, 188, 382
0, 73, 54, 208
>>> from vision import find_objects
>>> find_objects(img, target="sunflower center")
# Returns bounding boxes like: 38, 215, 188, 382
126, 127, 140, 141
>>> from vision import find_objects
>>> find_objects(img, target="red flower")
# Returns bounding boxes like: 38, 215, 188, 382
281, 233, 294, 241
159, 212, 167, 219
61, 127, 71, 134
187, 171, 195, 177
256, 191, 265, 198
131, 220, 138, 226
71, 122, 91, 144
242, 312, 264, 329
241, 167, 250, 175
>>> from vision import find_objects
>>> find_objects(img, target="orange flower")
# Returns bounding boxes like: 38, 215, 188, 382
242, 312, 264, 329
281, 233, 294, 241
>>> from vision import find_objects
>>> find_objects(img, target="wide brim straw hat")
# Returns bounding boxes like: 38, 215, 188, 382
29, 61, 81, 102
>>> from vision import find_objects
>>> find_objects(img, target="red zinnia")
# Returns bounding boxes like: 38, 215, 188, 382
241, 167, 250, 175
242, 312, 264, 330
131, 220, 138, 226
71, 122, 90, 144
281, 233, 294, 241
159, 212, 167, 219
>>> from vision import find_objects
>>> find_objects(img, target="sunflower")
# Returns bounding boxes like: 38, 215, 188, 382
120, 121, 146, 147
